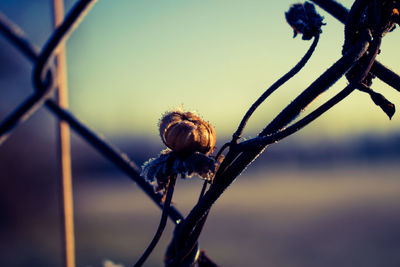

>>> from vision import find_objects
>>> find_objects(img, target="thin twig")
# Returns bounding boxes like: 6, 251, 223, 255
259, 33, 370, 136
134, 175, 177, 267
232, 34, 320, 143
237, 85, 355, 150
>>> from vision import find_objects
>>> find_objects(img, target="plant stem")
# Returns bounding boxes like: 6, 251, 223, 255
134, 175, 177, 267
232, 34, 320, 142
343, 0, 369, 53
176, 29, 371, 255
310, 0, 349, 23
311, 0, 400, 92
237, 85, 356, 150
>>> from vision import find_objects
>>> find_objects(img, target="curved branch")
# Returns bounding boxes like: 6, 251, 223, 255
232, 34, 320, 142
216, 29, 371, 181
175, 30, 371, 254
237, 85, 355, 150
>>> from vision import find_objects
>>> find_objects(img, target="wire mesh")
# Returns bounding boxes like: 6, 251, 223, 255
0, 1, 183, 224
1, 0, 400, 266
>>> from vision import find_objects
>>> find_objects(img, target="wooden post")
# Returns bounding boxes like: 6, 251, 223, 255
53, 1, 75, 266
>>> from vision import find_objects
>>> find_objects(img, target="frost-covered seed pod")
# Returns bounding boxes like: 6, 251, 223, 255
159, 111, 216, 155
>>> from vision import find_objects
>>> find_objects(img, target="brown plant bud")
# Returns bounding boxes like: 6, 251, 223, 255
159, 111, 216, 155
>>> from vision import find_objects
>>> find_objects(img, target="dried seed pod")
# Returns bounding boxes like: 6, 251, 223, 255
285, 2, 324, 40
159, 111, 216, 155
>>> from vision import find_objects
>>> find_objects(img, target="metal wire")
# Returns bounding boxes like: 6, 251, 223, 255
0, 0, 96, 145
1, 1, 399, 266
0, 4, 183, 223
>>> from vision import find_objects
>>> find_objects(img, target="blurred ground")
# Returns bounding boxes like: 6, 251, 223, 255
1, 152, 400, 266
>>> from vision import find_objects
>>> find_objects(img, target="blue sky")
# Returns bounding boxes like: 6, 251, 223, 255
1, 0, 399, 141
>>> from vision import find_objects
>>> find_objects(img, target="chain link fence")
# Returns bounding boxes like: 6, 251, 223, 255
1, 0, 400, 266
0, 1, 183, 266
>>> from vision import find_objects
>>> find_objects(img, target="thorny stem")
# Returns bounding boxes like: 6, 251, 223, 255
134, 175, 177, 267
311, 0, 400, 92
232, 33, 320, 143
175, 27, 371, 257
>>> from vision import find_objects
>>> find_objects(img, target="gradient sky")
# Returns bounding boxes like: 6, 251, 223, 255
1, 0, 399, 141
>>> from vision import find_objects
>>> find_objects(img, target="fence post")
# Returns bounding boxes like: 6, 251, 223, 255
52, 1, 75, 267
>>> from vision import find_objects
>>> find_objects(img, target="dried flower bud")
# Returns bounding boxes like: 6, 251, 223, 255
141, 150, 217, 192
159, 111, 216, 155
285, 2, 325, 40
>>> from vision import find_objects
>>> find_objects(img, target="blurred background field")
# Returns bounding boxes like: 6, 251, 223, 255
1, 0, 400, 266
2, 133, 400, 267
